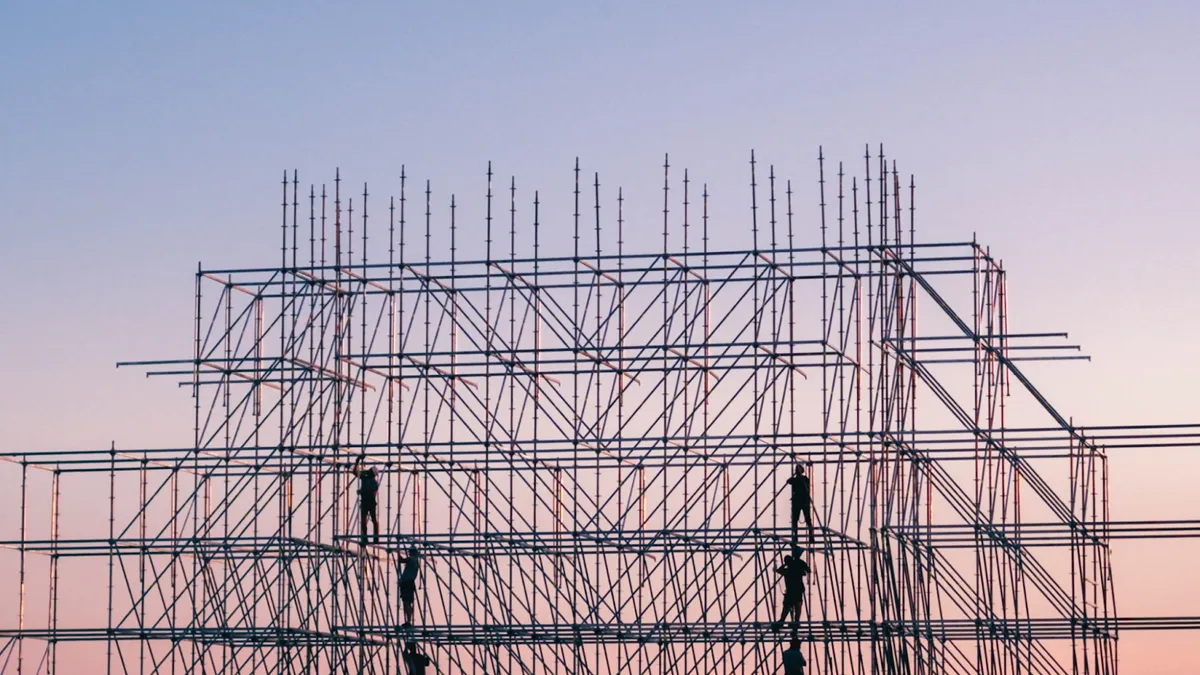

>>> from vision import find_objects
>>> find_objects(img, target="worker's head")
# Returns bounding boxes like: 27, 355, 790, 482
796, 463, 806, 475
789, 639, 801, 650
408, 546, 419, 557
783, 554, 792, 564
405, 641, 418, 652
792, 546, 803, 558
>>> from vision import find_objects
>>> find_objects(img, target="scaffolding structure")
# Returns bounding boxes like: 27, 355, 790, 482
3, 149, 1200, 675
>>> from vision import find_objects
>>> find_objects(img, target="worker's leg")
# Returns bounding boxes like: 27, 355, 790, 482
359, 506, 369, 544
402, 581, 416, 624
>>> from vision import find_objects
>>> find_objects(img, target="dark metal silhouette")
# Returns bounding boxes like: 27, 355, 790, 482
7, 155, 1169, 674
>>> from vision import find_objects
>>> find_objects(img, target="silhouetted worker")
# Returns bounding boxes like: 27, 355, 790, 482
786, 464, 812, 541
403, 641, 434, 675
782, 639, 806, 674
397, 546, 421, 625
775, 551, 810, 626
352, 456, 380, 545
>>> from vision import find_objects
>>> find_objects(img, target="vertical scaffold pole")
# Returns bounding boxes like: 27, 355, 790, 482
139, 453, 148, 675
47, 468, 60, 675
18, 461, 27, 675
106, 443, 115, 675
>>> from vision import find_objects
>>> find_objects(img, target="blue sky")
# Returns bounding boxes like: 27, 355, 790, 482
2, 1, 1199, 669
5, 1, 1196, 430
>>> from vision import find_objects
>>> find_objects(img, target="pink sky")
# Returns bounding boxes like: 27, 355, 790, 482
2, 3, 1199, 672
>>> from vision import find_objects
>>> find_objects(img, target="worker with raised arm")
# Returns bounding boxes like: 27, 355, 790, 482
775, 550, 811, 627
351, 455, 380, 545
786, 464, 812, 543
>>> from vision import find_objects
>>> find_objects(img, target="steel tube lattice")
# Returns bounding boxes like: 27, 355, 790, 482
3, 149, 1198, 675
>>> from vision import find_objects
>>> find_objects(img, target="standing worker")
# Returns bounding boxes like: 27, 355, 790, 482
351, 455, 380, 545
786, 464, 812, 544
397, 546, 422, 626
774, 550, 810, 627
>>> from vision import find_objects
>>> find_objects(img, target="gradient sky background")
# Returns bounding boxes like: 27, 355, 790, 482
2, 1, 1199, 671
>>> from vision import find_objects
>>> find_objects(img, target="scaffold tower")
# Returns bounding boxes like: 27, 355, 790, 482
4, 149, 1200, 675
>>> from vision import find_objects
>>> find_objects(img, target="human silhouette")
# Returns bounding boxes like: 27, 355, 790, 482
775, 551, 810, 626
352, 456, 380, 545
786, 464, 812, 543
397, 546, 422, 625
403, 641, 434, 675
782, 639, 806, 674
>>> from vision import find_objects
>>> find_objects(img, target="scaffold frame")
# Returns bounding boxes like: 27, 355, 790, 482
4, 148, 1199, 675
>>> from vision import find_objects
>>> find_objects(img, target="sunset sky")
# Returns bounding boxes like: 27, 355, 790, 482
2, 2, 1199, 672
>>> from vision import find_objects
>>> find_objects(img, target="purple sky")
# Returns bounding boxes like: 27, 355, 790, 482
2, 2, 1199, 670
